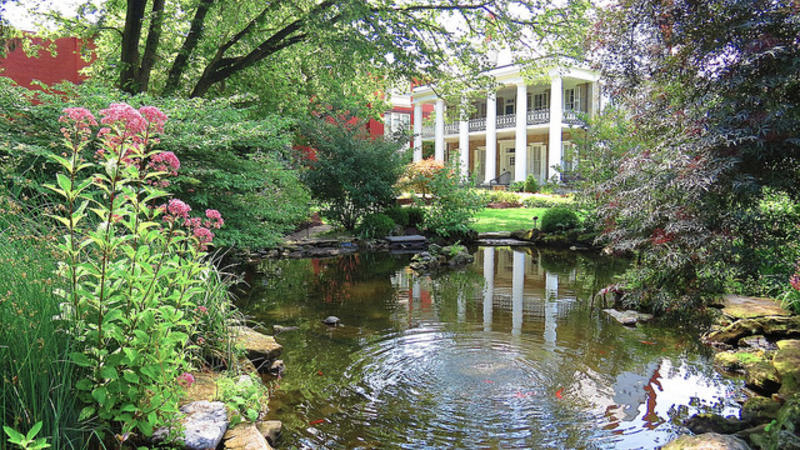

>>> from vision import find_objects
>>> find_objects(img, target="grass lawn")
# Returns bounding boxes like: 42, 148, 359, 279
470, 207, 549, 233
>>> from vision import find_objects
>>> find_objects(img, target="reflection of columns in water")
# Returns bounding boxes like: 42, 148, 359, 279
544, 271, 558, 345
512, 250, 525, 336
482, 248, 494, 332
412, 279, 421, 316
457, 291, 466, 323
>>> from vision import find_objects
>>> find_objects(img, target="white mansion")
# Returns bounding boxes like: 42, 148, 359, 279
408, 61, 601, 185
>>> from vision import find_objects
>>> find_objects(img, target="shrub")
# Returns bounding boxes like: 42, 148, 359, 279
509, 181, 525, 192
522, 194, 575, 208
0, 80, 310, 249
419, 159, 484, 237
399, 158, 445, 198
48, 104, 241, 442
301, 117, 407, 230
384, 206, 410, 228
405, 207, 425, 228
357, 213, 397, 239
524, 175, 539, 193
540, 207, 579, 232
484, 190, 522, 206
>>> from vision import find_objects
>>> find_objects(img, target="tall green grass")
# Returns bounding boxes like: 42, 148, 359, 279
0, 197, 87, 449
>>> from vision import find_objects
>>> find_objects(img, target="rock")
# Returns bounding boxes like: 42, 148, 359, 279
738, 335, 777, 352
720, 295, 792, 320
154, 401, 228, 450
272, 325, 299, 334
181, 372, 221, 405
684, 413, 750, 434
741, 396, 782, 423
661, 432, 751, 450
476, 231, 512, 239
603, 309, 654, 326
322, 316, 340, 326
224, 422, 273, 450
427, 244, 442, 254
744, 360, 781, 394
268, 359, 285, 376
477, 238, 531, 246
773, 339, 800, 394
510, 229, 535, 241
256, 420, 282, 446
714, 350, 767, 374
702, 316, 800, 345
232, 326, 283, 370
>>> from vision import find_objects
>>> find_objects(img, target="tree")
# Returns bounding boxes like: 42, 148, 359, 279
589, 0, 800, 311
301, 116, 408, 231
40, 0, 590, 102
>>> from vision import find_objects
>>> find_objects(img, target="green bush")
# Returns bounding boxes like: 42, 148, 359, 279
419, 159, 484, 237
384, 206, 410, 227
540, 207, 579, 232
484, 190, 522, 205
357, 213, 397, 239
509, 181, 525, 192
524, 175, 540, 193
301, 117, 408, 230
406, 207, 425, 228
0, 79, 310, 249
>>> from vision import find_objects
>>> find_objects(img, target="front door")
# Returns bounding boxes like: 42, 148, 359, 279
473, 147, 486, 182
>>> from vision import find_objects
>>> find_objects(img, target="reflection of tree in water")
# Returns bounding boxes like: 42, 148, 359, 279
312, 255, 360, 303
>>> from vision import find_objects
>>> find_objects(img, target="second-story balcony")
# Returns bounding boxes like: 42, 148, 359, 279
421, 109, 583, 137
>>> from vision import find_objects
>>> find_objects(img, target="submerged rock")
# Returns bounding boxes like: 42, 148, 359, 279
741, 396, 782, 423
662, 432, 751, 450
272, 324, 299, 334
224, 422, 272, 450
703, 316, 800, 345
322, 316, 340, 326
603, 309, 654, 326
684, 413, 750, 435
256, 420, 282, 446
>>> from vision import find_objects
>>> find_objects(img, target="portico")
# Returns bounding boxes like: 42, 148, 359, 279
411, 62, 601, 185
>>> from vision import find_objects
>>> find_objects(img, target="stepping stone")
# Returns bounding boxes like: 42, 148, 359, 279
224, 423, 273, 450
231, 326, 282, 370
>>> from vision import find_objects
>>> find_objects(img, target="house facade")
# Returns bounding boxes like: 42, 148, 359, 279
410, 61, 601, 185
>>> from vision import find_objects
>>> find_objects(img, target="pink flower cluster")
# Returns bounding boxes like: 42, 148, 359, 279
161, 200, 224, 251
59, 107, 97, 141
204, 209, 224, 229
791, 273, 800, 291
147, 152, 181, 176
139, 105, 168, 134
163, 198, 191, 223
177, 372, 195, 388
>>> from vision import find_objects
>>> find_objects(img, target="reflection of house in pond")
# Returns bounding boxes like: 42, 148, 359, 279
478, 248, 579, 338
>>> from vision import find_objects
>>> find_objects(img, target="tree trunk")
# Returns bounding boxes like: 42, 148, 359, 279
119, 0, 148, 94
163, 0, 214, 95
136, 0, 165, 93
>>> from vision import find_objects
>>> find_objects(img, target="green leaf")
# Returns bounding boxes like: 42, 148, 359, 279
75, 378, 93, 391
69, 352, 93, 367
78, 405, 96, 421
91, 386, 108, 404
3, 425, 26, 441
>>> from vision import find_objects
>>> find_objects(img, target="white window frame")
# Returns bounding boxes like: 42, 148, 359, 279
386, 111, 411, 135
504, 97, 515, 115
533, 92, 549, 111
564, 88, 581, 111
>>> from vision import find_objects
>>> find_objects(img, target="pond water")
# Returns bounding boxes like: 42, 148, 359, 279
238, 248, 743, 449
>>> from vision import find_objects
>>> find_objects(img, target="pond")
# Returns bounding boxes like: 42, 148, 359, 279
238, 247, 743, 449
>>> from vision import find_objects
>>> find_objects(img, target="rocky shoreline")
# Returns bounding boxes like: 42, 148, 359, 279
160, 325, 285, 450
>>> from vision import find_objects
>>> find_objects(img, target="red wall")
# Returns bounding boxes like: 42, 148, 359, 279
0, 37, 94, 90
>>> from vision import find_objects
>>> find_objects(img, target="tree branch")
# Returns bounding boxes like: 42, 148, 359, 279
163, 0, 214, 95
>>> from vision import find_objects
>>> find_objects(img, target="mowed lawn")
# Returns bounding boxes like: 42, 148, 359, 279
470, 207, 548, 233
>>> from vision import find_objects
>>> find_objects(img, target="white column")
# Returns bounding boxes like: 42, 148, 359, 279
458, 98, 469, 179
484, 92, 497, 184
413, 103, 423, 162
434, 99, 445, 161
512, 250, 525, 336
514, 82, 528, 182
548, 75, 562, 181
482, 247, 494, 332
591, 80, 601, 118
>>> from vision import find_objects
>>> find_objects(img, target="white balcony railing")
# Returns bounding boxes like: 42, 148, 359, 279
421, 109, 581, 138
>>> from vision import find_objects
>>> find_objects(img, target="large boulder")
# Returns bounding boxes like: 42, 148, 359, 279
684, 413, 750, 434
740, 396, 782, 423
256, 420, 282, 446
702, 316, 800, 345
154, 401, 229, 450
773, 339, 800, 394
232, 326, 283, 371
720, 295, 792, 320
662, 432, 751, 450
